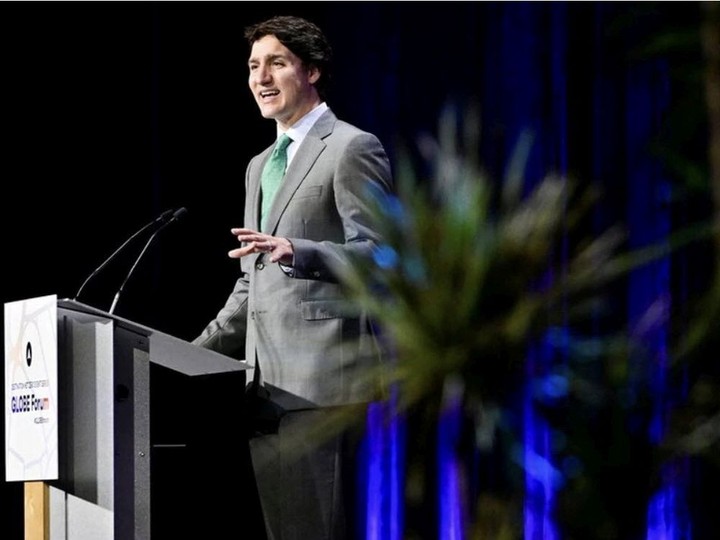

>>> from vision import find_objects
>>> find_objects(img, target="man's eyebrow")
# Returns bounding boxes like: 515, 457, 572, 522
248, 53, 287, 65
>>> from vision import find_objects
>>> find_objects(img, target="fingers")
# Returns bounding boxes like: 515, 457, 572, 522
231, 227, 260, 237
232, 228, 267, 245
227, 229, 292, 263
228, 242, 263, 258
228, 238, 273, 259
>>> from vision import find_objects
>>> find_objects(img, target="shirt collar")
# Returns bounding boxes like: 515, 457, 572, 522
276, 102, 328, 145
275, 103, 328, 165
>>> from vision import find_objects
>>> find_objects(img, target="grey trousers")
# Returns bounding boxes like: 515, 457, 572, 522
249, 407, 365, 540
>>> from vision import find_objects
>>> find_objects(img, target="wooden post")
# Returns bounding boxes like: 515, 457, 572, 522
24, 482, 48, 540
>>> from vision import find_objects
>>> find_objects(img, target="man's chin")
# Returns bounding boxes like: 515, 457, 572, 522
258, 104, 280, 120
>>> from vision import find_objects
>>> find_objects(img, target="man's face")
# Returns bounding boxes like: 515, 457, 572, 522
248, 35, 320, 130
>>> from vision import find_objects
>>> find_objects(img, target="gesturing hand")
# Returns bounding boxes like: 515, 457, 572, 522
229, 228, 294, 265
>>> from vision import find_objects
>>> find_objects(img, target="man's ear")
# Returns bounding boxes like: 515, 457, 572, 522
308, 65, 321, 85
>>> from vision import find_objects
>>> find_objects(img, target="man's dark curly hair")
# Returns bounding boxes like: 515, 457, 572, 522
244, 15, 333, 101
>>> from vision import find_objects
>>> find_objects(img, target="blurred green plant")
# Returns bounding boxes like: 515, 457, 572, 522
343, 106, 624, 413
332, 94, 718, 538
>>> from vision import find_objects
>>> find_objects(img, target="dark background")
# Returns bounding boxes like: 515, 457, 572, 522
1, 2, 709, 538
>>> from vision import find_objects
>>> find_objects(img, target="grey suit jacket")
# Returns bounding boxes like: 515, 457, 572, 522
194, 109, 393, 410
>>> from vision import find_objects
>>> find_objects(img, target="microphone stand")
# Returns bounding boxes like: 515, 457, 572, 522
108, 207, 187, 315
73, 209, 173, 302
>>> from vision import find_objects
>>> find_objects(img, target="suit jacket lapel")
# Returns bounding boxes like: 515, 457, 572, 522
262, 110, 336, 233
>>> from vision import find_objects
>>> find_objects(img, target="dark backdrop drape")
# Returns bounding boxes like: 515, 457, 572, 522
1, 2, 710, 539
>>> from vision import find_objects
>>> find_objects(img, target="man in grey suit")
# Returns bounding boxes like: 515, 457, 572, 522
193, 15, 394, 540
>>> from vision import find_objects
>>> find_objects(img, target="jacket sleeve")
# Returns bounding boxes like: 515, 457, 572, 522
192, 272, 249, 360
290, 132, 393, 281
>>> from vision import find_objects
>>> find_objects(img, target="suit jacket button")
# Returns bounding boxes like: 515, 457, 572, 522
312, 270, 320, 278
256, 262, 265, 271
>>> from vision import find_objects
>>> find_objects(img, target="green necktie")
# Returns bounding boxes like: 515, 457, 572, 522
261, 134, 292, 229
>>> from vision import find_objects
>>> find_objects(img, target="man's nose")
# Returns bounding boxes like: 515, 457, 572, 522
253, 66, 272, 84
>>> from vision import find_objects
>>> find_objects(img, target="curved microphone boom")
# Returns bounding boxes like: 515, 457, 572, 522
108, 207, 188, 315
73, 209, 174, 302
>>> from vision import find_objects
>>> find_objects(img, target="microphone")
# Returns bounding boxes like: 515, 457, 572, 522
73, 209, 175, 302
108, 207, 188, 315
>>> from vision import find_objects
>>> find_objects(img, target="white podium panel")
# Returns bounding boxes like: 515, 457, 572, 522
4, 294, 58, 481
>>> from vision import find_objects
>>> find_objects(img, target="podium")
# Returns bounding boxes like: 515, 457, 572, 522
6, 297, 264, 539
